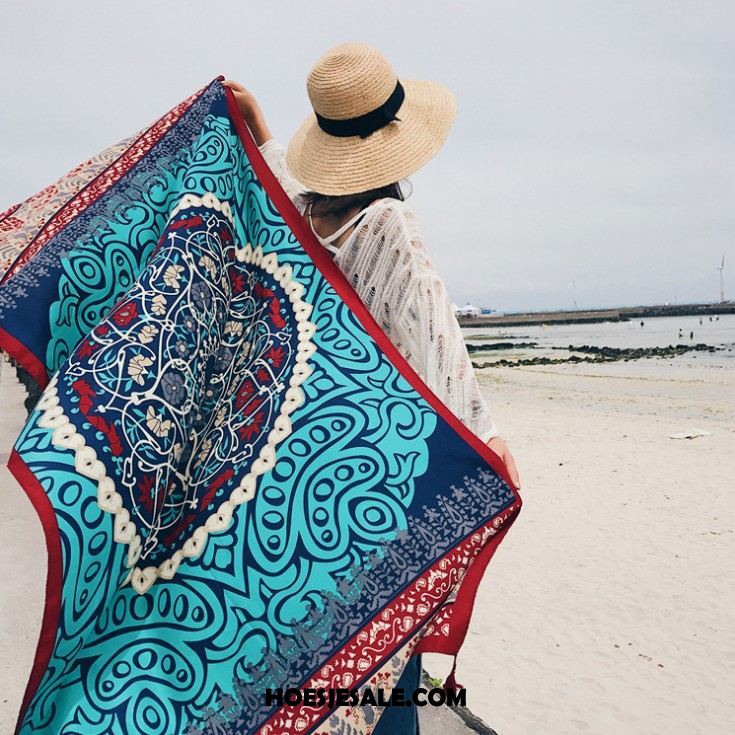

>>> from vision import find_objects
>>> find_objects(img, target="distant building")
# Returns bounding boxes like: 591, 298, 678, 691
455, 302, 482, 318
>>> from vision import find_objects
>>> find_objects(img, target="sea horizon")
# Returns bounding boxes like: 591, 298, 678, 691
463, 298, 734, 317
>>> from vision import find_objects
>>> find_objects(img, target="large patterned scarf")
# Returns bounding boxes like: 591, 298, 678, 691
0, 78, 521, 735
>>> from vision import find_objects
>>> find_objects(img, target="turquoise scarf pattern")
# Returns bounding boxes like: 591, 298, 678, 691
0, 78, 521, 735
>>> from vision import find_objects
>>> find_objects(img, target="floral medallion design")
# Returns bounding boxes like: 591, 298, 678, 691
37, 192, 317, 593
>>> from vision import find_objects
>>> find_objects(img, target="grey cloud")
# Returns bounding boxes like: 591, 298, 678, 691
1, 0, 733, 310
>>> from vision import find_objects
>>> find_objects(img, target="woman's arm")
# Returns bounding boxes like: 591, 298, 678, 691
390, 208, 520, 488
223, 80, 273, 145
405, 266, 499, 442
406, 269, 520, 487
223, 80, 308, 204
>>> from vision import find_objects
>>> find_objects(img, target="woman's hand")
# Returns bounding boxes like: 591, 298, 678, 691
222, 80, 273, 146
487, 436, 521, 490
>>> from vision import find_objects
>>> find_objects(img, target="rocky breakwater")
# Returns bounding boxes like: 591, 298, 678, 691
471, 343, 716, 368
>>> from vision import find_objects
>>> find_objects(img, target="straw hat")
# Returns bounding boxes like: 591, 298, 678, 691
285, 43, 457, 196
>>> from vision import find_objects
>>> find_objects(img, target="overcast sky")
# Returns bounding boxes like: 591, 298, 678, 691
1, 1, 733, 311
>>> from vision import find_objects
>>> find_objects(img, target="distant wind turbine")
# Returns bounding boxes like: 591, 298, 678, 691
716, 254, 725, 303
569, 280, 578, 310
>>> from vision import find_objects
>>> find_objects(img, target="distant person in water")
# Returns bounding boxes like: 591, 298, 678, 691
690, 331, 694, 340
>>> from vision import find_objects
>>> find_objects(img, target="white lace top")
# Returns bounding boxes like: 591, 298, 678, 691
258, 139, 499, 442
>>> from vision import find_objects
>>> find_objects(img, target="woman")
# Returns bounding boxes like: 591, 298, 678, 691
225, 42, 519, 734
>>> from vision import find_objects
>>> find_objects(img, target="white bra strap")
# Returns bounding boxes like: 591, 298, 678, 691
308, 203, 372, 248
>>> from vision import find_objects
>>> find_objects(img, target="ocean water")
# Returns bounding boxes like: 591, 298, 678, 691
463, 313, 735, 364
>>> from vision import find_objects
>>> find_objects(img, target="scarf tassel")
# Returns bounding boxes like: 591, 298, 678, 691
442, 654, 463, 694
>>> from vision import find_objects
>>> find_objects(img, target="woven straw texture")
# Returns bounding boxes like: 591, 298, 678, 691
286, 43, 457, 195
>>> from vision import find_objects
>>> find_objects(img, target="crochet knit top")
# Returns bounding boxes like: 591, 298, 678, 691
258, 139, 499, 442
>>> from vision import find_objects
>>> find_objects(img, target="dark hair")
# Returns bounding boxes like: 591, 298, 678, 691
302, 181, 407, 217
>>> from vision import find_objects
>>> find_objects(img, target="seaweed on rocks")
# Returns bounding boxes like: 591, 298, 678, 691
466, 341, 538, 353
472, 342, 716, 369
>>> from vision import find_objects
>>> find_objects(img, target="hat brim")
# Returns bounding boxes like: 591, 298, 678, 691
285, 79, 457, 196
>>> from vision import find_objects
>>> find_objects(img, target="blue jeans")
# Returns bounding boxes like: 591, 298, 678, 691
372, 653, 421, 735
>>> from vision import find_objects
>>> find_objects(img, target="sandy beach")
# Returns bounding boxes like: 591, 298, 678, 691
1, 352, 733, 734
425, 354, 734, 734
